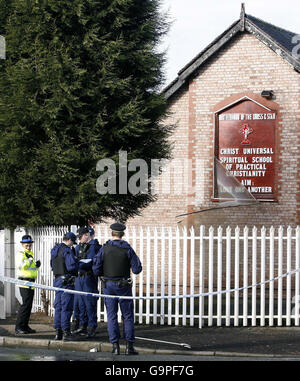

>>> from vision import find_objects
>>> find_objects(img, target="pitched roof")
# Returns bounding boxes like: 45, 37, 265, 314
246, 15, 298, 54
163, 9, 300, 99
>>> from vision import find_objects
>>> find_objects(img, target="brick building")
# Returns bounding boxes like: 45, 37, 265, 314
96, 7, 300, 317
126, 5, 300, 230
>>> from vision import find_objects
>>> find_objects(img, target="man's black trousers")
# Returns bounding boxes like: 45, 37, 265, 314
15, 287, 34, 330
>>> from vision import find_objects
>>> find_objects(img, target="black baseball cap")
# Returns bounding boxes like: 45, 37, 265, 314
63, 232, 77, 243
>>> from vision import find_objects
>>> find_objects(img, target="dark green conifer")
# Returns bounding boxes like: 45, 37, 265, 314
0, 0, 172, 227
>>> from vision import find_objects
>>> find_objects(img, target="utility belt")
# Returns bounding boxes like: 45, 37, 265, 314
55, 274, 76, 286
18, 277, 36, 282
78, 271, 93, 277
100, 277, 132, 288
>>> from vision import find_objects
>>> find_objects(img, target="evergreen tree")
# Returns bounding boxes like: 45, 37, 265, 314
0, 0, 172, 228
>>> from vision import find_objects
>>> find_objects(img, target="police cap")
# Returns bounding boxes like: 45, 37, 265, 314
77, 226, 90, 236
110, 222, 126, 232
20, 235, 34, 244
63, 232, 77, 243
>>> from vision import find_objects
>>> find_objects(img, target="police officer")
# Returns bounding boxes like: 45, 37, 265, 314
15, 235, 41, 334
73, 226, 100, 338
72, 227, 89, 335
51, 232, 78, 341
87, 226, 101, 253
72, 226, 101, 333
92, 222, 142, 355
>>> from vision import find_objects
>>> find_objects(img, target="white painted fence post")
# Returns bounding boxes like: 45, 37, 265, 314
132, 227, 137, 323
286, 226, 292, 326
278, 226, 283, 326
225, 226, 231, 326
70, 225, 77, 234
199, 225, 205, 328
190, 226, 195, 327
167, 227, 173, 326
138, 227, 144, 324
251, 226, 257, 326
153, 227, 158, 324
234, 226, 240, 326
269, 226, 275, 326
160, 227, 165, 325
175, 227, 180, 326
260, 226, 266, 326
217, 226, 222, 326
208, 226, 214, 327
243, 226, 248, 326
295, 226, 300, 326
182, 226, 187, 326
146, 227, 151, 324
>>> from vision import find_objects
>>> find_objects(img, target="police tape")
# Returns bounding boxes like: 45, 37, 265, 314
1, 268, 300, 301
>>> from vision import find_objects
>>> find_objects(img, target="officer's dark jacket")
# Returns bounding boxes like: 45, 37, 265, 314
50, 243, 78, 276
75, 239, 102, 273
92, 239, 142, 279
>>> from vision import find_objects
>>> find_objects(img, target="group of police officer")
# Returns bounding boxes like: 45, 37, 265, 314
15, 222, 142, 355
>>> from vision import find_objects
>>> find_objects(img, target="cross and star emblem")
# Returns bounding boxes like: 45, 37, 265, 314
240, 124, 253, 145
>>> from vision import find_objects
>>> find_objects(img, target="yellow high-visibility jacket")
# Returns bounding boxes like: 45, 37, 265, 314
16, 249, 38, 289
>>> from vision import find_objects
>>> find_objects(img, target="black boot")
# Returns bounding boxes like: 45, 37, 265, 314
125, 342, 138, 355
54, 329, 63, 340
62, 329, 73, 341
87, 326, 97, 338
26, 326, 36, 334
112, 342, 120, 355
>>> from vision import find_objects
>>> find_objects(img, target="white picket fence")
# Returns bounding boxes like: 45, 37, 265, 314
28, 225, 300, 328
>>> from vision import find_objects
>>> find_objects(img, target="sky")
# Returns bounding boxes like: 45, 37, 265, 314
159, 0, 300, 87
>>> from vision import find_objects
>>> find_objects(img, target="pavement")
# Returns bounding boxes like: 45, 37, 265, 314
1, 313, 300, 358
